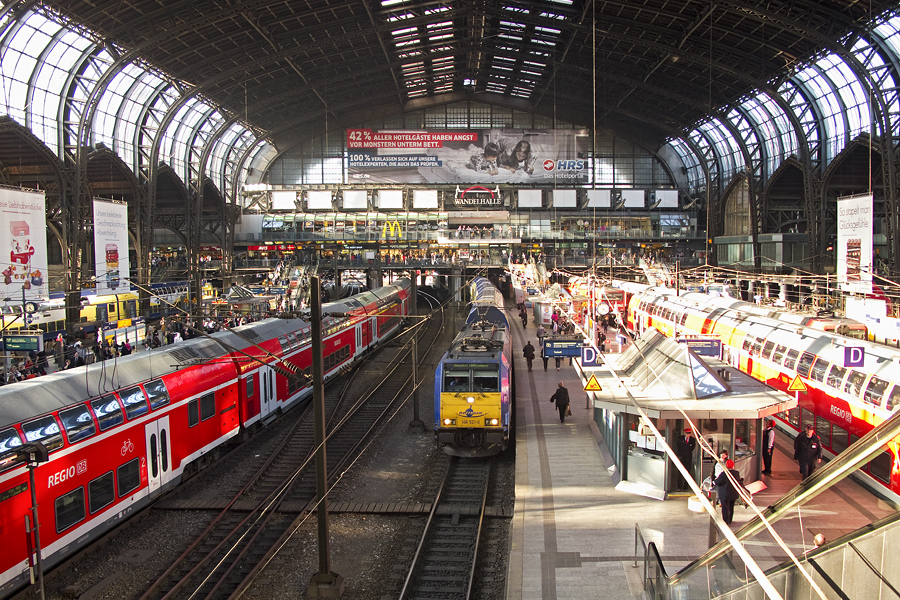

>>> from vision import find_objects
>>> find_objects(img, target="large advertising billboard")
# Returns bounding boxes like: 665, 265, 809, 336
837, 194, 873, 295
93, 199, 130, 296
347, 128, 590, 184
0, 188, 48, 302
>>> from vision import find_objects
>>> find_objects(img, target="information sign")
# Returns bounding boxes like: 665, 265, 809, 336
677, 337, 721, 357
581, 346, 602, 367
2, 334, 42, 352
544, 337, 585, 357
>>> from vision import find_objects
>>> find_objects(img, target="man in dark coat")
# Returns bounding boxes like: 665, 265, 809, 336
794, 424, 823, 480
676, 428, 697, 488
550, 381, 570, 423
762, 420, 776, 475
714, 459, 741, 524
523, 341, 535, 371
519, 307, 528, 327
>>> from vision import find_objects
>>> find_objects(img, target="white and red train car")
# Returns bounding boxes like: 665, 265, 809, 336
624, 284, 900, 500
0, 279, 410, 597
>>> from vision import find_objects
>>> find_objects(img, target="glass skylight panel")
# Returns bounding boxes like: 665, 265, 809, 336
875, 17, 900, 57
381, 0, 409, 6
539, 12, 567, 20
794, 64, 844, 162
819, 54, 870, 138
535, 26, 561, 35
546, 0, 573, 5
698, 119, 743, 177
387, 12, 414, 22
503, 5, 528, 15
424, 6, 450, 15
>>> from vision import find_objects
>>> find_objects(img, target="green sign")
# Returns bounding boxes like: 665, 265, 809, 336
2, 335, 42, 352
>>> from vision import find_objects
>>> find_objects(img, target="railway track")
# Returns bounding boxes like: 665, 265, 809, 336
134, 306, 446, 600
398, 457, 493, 600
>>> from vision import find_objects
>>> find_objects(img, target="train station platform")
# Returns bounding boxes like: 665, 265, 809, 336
506, 318, 897, 600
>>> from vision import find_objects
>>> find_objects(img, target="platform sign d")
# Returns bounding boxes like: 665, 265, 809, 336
843, 347, 865, 368
581, 345, 601, 367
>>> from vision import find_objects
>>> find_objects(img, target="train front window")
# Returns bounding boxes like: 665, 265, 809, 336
444, 370, 470, 392
473, 369, 499, 392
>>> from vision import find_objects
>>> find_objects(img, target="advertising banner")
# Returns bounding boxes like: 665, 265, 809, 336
0, 188, 48, 302
837, 194, 873, 294
93, 199, 130, 295
347, 128, 590, 184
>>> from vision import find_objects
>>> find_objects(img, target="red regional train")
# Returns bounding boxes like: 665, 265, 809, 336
0, 278, 411, 597
623, 283, 900, 500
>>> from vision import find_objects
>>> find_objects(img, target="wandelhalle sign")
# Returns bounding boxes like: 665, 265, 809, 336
347, 128, 590, 185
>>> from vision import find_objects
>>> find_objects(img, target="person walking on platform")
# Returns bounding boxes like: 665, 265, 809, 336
715, 459, 740, 525
523, 340, 535, 371
519, 307, 528, 327
794, 424, 822, 480
537, 324, 546, 345
541, 346, 549, 371
762, 420, 776, 475
550, 381, 570, 423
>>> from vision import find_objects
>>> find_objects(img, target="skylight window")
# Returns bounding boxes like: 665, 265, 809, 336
424, 6, 450, 15
539, 12, 566, 20
381, 0, 410, 6
387, 13, 414, 22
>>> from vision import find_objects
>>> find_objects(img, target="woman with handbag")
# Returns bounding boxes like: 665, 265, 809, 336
550, 381, 571, 423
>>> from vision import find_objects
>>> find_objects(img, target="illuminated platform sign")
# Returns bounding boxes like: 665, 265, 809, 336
543, 337, 585, 357
2, 334, 42, 352
677, 338, 721, 357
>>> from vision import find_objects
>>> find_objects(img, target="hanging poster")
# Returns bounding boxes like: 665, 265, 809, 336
0, 187, 48, 303
93, 199, 130, 295
836, 194, 873, 295
347, 128, 590, 184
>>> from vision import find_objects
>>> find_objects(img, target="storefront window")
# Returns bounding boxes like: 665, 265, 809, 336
734, 419, 757, 459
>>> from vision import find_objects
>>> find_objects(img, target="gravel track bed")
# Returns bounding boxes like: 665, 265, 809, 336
24, 306, 516, 600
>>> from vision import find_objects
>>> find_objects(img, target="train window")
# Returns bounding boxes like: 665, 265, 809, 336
144, 379, 170, 410
863, 376, 889, 409
117, 458, 141, 496
161, 429, 169, 472
59, 405, 97, 444
21, 416, 64, 452
815, 416, 831, 447
844, 370, 867, 398
795, 352, 815, 377
200, 393, 216, 421
473, 369, 499, 392
800, 408, 815, 432
91, 396, 124, 431
826, 364, 846, 390
108, 302, 116, 313
869, 450, 892, 483
55, 488, 85, 533
88, 472, 115, 514
783, 349, 799, 370
772, 345, 787, 364
741, 338, 753, 352
120, 387, 149, 420
887, 386, 900, 412
831, 425, 849, 453
809, 358, 829, 383
748, 338, 763, 357
278, 336, 289, 350
762, 341, 776, 359
246, 374, 255, 397
0, 427, 23, 472
445, 370, 470, 392
188, 400, 199, 427
786, 407, 800, 428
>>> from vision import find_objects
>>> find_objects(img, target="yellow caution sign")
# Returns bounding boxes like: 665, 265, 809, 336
584, 374, 603, 392
787, 375, 808, 393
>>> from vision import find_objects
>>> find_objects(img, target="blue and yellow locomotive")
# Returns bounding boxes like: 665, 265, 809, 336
434, 277, 513, 457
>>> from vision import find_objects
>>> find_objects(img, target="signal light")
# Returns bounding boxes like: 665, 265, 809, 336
466, 396, 475, 403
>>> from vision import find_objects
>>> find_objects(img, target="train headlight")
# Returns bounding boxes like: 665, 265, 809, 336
487, 418, 499, 426
466, 396, 475, 404
443, 418, 455, 425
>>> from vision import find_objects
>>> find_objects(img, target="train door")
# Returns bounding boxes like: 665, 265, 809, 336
258, 365, 277, 419
144, 416, 172, 494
